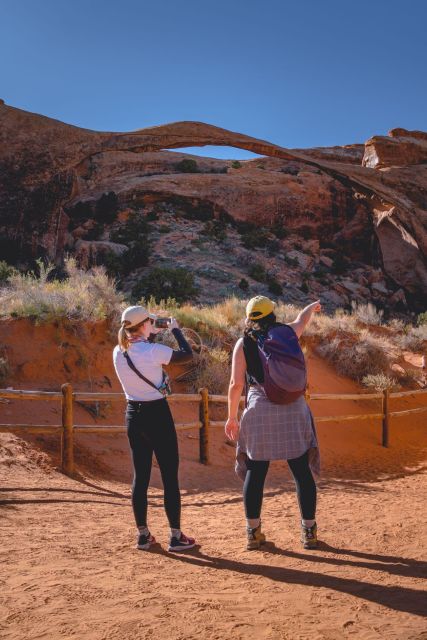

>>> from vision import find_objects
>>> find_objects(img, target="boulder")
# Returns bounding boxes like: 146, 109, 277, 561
319, 255, 333, 269
287, 250, 314, 271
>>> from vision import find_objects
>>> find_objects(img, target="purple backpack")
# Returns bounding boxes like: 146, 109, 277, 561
257, 324, 307, 404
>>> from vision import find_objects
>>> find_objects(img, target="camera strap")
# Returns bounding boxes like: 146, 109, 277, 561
123, 351, 166, 394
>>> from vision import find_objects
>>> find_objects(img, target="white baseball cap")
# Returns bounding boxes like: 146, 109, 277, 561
121, 305, 156, 328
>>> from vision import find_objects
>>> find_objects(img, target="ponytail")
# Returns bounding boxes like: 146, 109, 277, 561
118, 324, 130, 352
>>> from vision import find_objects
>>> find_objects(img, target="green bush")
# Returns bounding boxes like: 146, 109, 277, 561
202, 220, 227, 242
284, 255, 299, 267
133, 267, 199, 303
107, 212, 151, 276
271, 222, 289, 239
238, 278, 249, 291
241, 228, 269, 250
248, 263, 267, 283
0, 261, 17, 283
417, 311, 427, 326
298, 225, 312, 240
267, 277, 283, 296
0, 258, 123, 322
267, 238, 280, 255
231, 161, 242, 169
175, 158, 199, 173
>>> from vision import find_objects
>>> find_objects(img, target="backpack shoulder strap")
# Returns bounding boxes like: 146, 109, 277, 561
122, 350, 161, 392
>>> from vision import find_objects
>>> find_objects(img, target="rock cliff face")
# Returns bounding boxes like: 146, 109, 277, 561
0, 100, 426, 310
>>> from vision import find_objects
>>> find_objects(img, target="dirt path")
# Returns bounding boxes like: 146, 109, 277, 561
1, 417, 427, 640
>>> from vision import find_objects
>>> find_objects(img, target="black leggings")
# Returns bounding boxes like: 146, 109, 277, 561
126, 398, 181, 529
243, 450, 316, 520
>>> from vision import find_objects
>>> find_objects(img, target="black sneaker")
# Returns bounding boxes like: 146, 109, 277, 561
168, 532, 196, 552
137, 532, 156, 550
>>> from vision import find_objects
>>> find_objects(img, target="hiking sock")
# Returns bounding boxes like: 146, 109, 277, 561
138, 526, 150, 536
302, 519, 315, 528
171, 528, 181, 539
247, 518, 261, 530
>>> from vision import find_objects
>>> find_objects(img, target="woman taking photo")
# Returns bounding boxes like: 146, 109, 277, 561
113, 305, 197, 552
225, 296, 320, 551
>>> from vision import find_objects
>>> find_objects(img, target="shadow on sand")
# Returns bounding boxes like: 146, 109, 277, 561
150, 545, 426, 617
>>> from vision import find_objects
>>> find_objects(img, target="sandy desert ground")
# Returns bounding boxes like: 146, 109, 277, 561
1, 355, 426, 640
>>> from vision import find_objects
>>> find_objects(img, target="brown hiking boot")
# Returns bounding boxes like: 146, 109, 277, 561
246, 524, 266, 550
301, 522, 318, 549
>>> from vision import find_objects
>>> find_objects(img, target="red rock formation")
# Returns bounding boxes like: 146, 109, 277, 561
0, 101, 426, 307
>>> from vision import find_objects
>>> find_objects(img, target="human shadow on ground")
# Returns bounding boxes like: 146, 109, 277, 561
152, 547, 426, 617
264, 542, 427, 580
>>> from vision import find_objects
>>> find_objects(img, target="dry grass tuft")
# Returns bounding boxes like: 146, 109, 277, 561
317, 329, 395, 382
362, 373, 396, 391
0, 259, 123, 322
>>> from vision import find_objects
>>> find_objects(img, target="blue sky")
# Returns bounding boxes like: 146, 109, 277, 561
1, 0, 426, 159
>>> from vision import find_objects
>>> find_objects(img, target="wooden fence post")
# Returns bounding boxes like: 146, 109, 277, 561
61, 383, 74, 475
199, 387, 210, 465
382, 388, 390, 447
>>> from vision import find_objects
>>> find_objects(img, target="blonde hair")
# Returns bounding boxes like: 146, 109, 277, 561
118, 318, 149, 352
118, 324, 130, 352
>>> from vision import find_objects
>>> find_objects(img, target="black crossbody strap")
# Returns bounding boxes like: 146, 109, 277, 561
123, 351, 162, 392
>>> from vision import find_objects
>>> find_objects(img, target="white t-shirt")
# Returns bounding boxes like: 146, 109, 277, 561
113, 340, 173, 401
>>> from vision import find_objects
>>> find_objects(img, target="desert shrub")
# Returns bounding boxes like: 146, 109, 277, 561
284, 254, 299, 267
192, 348, 230, 394
298, 225, 312, 240
396, 368, 423, 386
241, 228, 269, 249
133, 267, 199, 303
147, 296, 246, 349
351, 302, 383, 325
304, 309, 361, 339
316, 329, 393, 381
175, 158, 199, 173
238, 278, 249, 291
0, 261, 17, 283
271, 222, 289, 239
362, 373, 396, 391
202, 220, 227, 242
231, 160, 242, 169
266, 238, 281, 255
248, 263, 267, 282
387, 318, 406, 332
267, 277, 283, 296
159, 225, 172, 234
95, 192, 119, 224
108, 212, 151, 276
417, 311, 427, 326
395, 325, 427, 351
110, 212, 149, 245
0, 258, 123, 322
300, 280, 309, 294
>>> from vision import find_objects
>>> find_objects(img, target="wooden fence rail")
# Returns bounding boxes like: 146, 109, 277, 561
1, 385, 426, 476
